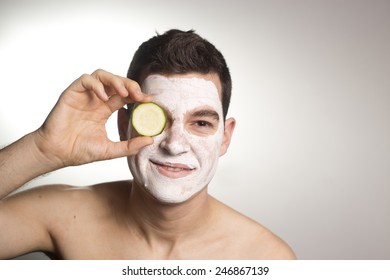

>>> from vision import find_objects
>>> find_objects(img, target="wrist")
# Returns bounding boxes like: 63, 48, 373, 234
0, 131, 64, 198
30, 129, 65, 171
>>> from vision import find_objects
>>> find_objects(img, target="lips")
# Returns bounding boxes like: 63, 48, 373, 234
150, 160, 195, 179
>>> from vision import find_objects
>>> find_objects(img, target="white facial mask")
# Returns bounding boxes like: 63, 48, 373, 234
128, 74, 224, 204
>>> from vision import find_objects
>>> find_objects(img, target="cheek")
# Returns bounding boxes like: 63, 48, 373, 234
133, 131, 167, 160
189, 134, 222, 163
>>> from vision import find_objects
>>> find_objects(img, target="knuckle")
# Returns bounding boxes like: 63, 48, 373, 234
91, 68, 105, 76
79, 73, 91, 80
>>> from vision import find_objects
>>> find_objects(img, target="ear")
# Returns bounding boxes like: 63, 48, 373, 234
117, 107, 130, 141
219, 117, 236, 156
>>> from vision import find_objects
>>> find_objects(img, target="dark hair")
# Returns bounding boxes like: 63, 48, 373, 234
127, 29, 232, 119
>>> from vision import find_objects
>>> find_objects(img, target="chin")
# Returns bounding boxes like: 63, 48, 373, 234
147, 186, 205, 205
149, 191, 194, 205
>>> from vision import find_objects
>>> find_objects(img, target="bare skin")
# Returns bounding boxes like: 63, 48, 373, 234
0, 70, 295, 260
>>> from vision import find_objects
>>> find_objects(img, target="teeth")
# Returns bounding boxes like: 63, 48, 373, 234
165, 166, 186, 171
151, 160, 194, 171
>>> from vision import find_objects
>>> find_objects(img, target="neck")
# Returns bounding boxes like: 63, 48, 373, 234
126, 181, 212, 248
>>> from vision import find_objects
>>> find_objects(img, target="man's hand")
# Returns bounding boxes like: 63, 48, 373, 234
34, 69, 153, 168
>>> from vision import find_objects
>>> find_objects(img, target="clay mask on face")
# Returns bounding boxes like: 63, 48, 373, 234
128, 74, 224, 204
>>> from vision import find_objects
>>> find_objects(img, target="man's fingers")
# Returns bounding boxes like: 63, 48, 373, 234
106, 137, 154, 159
91, 69, 150, 102
66, 69, 153, 121
71, 69, 152, 108
105, 95, 131, 113
77, 74, 109, 101
121, 76, 152, 103
92, 69, 129, 97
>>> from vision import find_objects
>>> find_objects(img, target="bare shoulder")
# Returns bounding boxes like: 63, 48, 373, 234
0, 183, 89, 259
245, 223, 297, 260
3, 180, 130, 226
3, 183, 78, 215
210, 197, 296, 260
0, 180, 130, 259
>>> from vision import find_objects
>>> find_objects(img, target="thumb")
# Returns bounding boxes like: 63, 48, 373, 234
106, 137, 154, 159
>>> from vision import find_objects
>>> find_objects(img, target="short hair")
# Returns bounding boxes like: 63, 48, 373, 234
127, 29, 232, 119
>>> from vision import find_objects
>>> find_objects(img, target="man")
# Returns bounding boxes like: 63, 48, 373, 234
0, 30, 295, 259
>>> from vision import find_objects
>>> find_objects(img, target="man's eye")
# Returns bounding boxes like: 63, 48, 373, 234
196, 120, 211, 127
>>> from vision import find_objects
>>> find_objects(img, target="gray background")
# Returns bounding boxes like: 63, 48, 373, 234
1, 0, 389, 259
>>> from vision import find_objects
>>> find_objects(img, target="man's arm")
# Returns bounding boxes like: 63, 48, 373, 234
0, 132, 58, 199
0, 69, 153, 259
0, 186, 58, 259
0, 69, 152, 199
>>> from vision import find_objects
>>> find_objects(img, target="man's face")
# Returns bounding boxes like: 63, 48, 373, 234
127, 73, 225, 204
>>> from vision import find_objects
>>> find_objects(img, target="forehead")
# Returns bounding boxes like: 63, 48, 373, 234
141, 72, 222, 99
141, 74, 222, 112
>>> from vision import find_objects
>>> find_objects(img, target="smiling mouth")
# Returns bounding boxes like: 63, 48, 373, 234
150, 160, 195, 178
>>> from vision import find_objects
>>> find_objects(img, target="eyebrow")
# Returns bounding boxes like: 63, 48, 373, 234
191, 109, 220, 121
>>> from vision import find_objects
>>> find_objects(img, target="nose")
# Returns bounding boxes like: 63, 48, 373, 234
159, 123, 190, 155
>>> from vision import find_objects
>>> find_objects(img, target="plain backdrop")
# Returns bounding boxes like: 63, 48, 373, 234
1, 0, 389, 260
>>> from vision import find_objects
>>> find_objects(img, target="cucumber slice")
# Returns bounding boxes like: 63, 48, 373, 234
131, 103, 166, 136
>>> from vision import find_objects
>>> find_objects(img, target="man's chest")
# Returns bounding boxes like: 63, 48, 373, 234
51, 229, 242, 260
